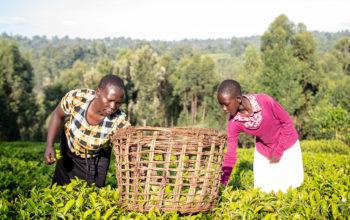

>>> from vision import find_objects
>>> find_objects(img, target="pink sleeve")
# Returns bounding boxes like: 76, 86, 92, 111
223, 121, 240, 168
269, 97, 297, 159
221, 121, 240, 185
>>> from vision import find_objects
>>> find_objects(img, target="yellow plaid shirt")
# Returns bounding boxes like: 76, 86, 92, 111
60, 89, 130, 158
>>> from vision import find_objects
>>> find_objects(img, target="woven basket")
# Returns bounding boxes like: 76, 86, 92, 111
111, 126, 227, 213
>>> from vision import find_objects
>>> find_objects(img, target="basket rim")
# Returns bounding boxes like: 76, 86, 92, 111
112, 126, 227, 138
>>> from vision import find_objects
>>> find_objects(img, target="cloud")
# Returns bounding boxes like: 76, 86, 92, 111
0, 16, 27, 25
62, 20, 77, 26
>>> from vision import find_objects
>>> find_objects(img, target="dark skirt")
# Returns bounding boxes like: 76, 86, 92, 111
52, 132, 111, 187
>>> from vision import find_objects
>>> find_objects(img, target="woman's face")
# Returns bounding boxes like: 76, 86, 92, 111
217, 92, 241, 116
95, 85, 124, 116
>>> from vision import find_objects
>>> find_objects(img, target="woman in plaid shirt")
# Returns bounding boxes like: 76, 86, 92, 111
44, 74, 130, 187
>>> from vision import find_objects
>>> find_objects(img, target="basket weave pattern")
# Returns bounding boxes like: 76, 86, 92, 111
111, 126, 226, 213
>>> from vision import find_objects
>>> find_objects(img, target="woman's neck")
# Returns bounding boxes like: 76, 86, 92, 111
239, 96, 253, 116
86, 99, 104, 125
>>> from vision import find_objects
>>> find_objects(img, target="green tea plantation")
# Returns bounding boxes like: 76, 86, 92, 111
0, 140, 349, 219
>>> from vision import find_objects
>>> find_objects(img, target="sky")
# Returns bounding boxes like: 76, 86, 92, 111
0, 0, 349, 40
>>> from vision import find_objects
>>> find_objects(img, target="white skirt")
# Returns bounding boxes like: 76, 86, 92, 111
254, 140, 304, 193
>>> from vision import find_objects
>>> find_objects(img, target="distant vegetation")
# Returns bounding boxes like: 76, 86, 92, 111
0, 14, 349, 144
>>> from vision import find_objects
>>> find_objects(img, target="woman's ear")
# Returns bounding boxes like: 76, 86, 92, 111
95, 88, 101, 98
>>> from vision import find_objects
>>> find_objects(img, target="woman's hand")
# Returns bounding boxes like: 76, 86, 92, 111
268, 155, 280, 164
221, 166, 233, 185
44, 145, 57, 164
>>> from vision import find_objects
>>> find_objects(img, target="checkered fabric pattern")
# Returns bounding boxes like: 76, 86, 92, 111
60, 89, 130, 158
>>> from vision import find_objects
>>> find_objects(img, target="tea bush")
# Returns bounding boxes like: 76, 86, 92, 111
0, 140, 349, 219
301, 139, 350, 154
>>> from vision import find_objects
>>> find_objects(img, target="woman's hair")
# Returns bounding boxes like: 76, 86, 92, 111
217, 79, 242, 97
98, 74, 125, 91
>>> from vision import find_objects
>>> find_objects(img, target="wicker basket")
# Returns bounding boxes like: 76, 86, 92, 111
111, 126, 227, 213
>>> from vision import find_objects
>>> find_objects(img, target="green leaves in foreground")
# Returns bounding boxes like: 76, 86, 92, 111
1, 140, 349, 219
17, 179, 120, 219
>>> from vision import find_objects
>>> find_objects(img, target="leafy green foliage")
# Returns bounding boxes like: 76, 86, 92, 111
17, 180, 121, 219
1, 16, 350, 141
172, 53, 217, 125
333, 37, 350, 75
114, 45, 170, 126
259, 15, 320, 118
301, 139, 350, 154
306, 101, 350, 143
0, 39, 39, 140
1, 141, 349, 219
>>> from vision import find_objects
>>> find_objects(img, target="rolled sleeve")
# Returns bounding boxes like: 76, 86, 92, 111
60, 90, 77, 115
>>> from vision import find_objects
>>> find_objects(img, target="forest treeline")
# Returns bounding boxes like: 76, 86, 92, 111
0, 14, 349, 145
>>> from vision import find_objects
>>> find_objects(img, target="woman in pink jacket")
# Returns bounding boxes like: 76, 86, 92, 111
217, 79, 304, 193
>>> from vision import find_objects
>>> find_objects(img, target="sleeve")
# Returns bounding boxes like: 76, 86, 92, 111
123, 120, 131, 128
269, 96, 297, 160
113, 111, 131, 130
221, 121, 240, 185
60, 90, 77, 115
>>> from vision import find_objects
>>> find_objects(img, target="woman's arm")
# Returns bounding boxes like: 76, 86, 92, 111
44, 105, 67, 164
269, 97, 298, 161
221, 122, 240, 185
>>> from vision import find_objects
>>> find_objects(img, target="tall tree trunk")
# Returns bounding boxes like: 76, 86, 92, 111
202, 101, 206, 123
191, 94, 198, 125
194, 95, 198, 124
191, 95, 195, 125
127, 100, 134, 122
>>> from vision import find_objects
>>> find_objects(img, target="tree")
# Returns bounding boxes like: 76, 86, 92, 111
130, 45, 167, 126
260, 15, 305, 115
291, 23, 321, 126
82, 58, 112, 89
230, 37, 248, 56
115, 45, 168, 126
158, 53, 179, 126
42, 60, 89, 126
0, 39, 38, 140
319, 52, 343, 74
43, 84, 66, 116
172, 53, 217, 125
55, 60, 88, 91
236, 45, 263, 93
259, 15, 320, 131
0, 88, 15, 140
329, 76, 350, 113
114, 48, 136, 123
333, 37, 350, 75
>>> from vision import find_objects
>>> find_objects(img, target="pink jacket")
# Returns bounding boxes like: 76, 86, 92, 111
221, 94, 298, 184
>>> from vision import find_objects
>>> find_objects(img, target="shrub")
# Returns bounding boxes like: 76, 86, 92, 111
301, 139, 350, 154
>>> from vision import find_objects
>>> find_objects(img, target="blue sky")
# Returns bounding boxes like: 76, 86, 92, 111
0, 0, 349, 40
